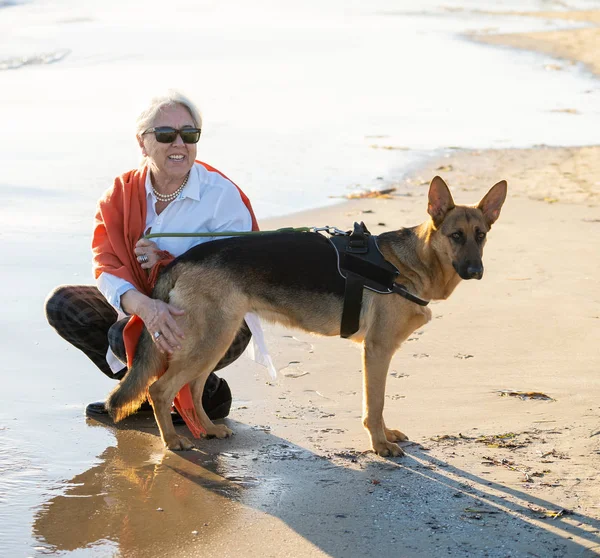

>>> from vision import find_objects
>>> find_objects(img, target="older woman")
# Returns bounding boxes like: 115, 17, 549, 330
45, 90, 258, 422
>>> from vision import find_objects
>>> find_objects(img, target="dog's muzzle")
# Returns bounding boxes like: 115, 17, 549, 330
454, 261, 484, 280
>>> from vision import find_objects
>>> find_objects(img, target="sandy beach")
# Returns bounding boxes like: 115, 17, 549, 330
2, 4, 600, 558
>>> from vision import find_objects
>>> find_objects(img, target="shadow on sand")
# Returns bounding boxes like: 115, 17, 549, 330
33, 416, 600, 557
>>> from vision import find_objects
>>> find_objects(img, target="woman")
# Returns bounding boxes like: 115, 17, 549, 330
45, 90, 258, 423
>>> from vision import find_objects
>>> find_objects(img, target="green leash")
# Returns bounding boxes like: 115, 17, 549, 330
144, 226, 345, 240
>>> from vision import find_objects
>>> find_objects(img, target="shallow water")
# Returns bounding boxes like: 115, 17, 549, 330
0, 0, 599, 219
1, 1, 600, 556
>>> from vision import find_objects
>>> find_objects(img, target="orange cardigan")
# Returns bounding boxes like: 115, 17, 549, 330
92, 162, 259, 436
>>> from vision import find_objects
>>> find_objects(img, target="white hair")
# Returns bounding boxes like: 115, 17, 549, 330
135, 89, 203, 136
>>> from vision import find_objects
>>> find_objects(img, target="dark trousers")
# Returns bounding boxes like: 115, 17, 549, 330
44, 285, 251, 394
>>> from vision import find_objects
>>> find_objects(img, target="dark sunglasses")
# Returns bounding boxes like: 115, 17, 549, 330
142, 126, 201, 144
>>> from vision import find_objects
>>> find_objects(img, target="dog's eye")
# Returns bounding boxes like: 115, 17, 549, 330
450, 232, 463, 241
476, 231, 486, 241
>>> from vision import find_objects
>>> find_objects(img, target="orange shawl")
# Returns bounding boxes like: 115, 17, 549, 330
92, 162, 259, 437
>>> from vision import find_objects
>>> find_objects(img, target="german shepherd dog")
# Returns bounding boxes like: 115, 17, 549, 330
107, 176, 507, 457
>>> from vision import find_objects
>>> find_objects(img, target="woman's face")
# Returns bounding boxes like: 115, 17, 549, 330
138, 103, 197, 180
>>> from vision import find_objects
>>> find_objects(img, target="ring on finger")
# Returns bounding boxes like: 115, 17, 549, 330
137, 254, 149, 263
153, 331, 162, 340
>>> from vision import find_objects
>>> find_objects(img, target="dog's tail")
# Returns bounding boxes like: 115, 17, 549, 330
106, 268, 177, 422
106, 328, 163, 421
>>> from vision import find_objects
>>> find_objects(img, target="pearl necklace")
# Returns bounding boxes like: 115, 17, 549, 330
152, 172, 190, 203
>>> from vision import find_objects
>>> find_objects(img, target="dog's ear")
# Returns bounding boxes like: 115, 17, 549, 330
477, 180, 507, 227
427, 176, 455, 228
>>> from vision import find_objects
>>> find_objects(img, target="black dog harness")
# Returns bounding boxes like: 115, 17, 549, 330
327, 222, 429, 338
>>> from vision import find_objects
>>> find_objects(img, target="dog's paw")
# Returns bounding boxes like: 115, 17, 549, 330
385, 428, 409, 443
165, 434, 195, 451
373, 440, 405, 458
205, 424, 234, 439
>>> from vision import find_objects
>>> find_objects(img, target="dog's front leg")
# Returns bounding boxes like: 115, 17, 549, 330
362, 339, 403, 457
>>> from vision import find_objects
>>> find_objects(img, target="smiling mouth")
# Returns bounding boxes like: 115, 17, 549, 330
168, 154, 185, 161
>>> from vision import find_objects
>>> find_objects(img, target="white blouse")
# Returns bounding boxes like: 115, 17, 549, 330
97, 162, 253, 311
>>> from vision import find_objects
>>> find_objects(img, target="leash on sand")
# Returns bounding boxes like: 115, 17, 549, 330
143, 226, 346, 240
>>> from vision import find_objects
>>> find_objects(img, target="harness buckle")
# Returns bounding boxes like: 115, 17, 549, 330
346, 222, 369, 254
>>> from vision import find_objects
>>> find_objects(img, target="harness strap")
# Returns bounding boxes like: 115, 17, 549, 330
330, 222, 430, 338
340, 271, 364, 338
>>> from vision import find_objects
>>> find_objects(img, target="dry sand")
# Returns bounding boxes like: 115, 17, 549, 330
30, 9, 600, 558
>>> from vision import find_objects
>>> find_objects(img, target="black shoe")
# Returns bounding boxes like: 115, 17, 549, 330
85, 400, 154, 418
85, 401, 108, 416
203, 376, 232, 420
86, 400, 184, 425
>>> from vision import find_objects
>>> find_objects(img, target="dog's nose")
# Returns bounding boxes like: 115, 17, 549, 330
467, 264, 483, 280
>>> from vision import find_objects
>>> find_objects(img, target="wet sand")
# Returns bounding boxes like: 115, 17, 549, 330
4, 8, 600, 558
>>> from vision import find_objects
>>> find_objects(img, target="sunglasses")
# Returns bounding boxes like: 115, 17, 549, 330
142, 126, 201, 144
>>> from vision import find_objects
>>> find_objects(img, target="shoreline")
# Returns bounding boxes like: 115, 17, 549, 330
263, 7, 600, 224
264, 142, 599, 232
300, 7, 600, 224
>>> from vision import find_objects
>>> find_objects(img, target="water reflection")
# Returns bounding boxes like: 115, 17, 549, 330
33, 424, 243, 557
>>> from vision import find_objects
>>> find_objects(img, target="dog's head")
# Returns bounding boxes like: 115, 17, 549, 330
427, 176, 507, 280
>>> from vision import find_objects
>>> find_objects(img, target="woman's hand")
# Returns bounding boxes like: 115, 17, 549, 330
121, 291, 185, 355
139, 298, 185, 354
134, 238, 161, 270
